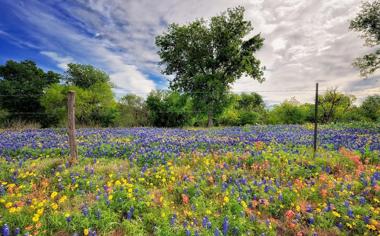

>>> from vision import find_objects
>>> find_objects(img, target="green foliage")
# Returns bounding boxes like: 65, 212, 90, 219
115, 94, 149, 127
350, 0, 380, 76
156, 6, 265, 126
0, 109, 8, 124
360, 95, 380, 121
64, 63, 110, 89
238, 92, 265, 111
41, 82, 117, 127
318, 89, 356, 123
0, 60, 61, 127
218, 93, 265, 126
239, 111, 259, 125
268, 102, 307, 124
219, 108, 241, 126
146, 90, 193, 127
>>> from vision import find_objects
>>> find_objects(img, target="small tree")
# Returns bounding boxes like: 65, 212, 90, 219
116, 94, 149, 127
361, 95, 380, 121
146, 90, 193, 127
350, 0, 380, 77
268, 102, 307, 125
41, 64, 117, 127
156, 6, 265, 127
65, 63, 110, 88
318, 89, 356, 123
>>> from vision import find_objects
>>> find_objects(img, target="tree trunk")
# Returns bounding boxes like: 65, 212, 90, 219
207, 110, 213, 127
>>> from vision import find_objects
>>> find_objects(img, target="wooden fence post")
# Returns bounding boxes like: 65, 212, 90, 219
68, 91, 78, 165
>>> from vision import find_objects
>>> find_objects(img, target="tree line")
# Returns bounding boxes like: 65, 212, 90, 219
0, 59, 379, 128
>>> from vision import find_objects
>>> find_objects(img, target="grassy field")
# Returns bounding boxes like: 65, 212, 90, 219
0, 125, 379, 235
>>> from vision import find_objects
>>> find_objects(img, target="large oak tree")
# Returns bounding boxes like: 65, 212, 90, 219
156, 6, 265, 127
350, 0, 380, 77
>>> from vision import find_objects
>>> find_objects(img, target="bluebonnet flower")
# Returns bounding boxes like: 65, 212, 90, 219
2, 224, 9, 236
347, 208, 354, 218
336, 222, 343, 230
306, 204, 313, 213
264, 185, 270, 193
0, 185, 5, 196
363, 215, 370, 224
222, 217, 229, 235
170, 214, 176, 226
82, 205, 89, 217
127, 207, 134, 219
202, 217, 208, 228
359, 197, 366, 205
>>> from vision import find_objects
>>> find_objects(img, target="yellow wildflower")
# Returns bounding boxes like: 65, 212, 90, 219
332, 211, 341, 218
58, 196, 67, 204
223, 196, 229, 204
50, 191, 58, 199
9, 207, 16, 213
37, 208, 44, 216
366, 224, 376, 231
32, 214, 39, 222
51, 203, 58, 210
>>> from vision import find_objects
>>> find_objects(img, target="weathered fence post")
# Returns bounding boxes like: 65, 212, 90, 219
68, 91, 78, 165
313, 83, 319, 157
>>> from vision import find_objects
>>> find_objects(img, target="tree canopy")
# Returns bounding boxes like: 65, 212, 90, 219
156, 6, 265, 126
41, 64, 117, 127
361, 95, 380, 121
318, 89, 356, 123
65, 63, 110, 88
0, 60, 61, 126
350, 0, 380, 76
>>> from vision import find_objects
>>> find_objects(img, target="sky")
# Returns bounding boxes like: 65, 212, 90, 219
0, 0, 379, 104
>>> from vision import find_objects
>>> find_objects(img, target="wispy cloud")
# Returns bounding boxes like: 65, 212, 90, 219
40, 51, 75, 70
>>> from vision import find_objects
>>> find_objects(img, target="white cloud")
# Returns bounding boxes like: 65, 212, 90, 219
40, 51, 75, 70
272, 38, 287, 51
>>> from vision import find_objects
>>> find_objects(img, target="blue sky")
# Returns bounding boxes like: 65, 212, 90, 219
0, 0, 379, 103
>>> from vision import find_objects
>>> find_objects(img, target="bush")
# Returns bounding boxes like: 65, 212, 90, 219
360, 95, 380, 122
239, 111, 259, 125
219, 109, 240, 126
267, 102, 307, 124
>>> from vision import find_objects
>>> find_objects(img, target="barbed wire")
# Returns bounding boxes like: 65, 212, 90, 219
0, 89, 376, 97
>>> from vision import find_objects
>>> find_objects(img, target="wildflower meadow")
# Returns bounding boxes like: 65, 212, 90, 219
0, 125, 379, 235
